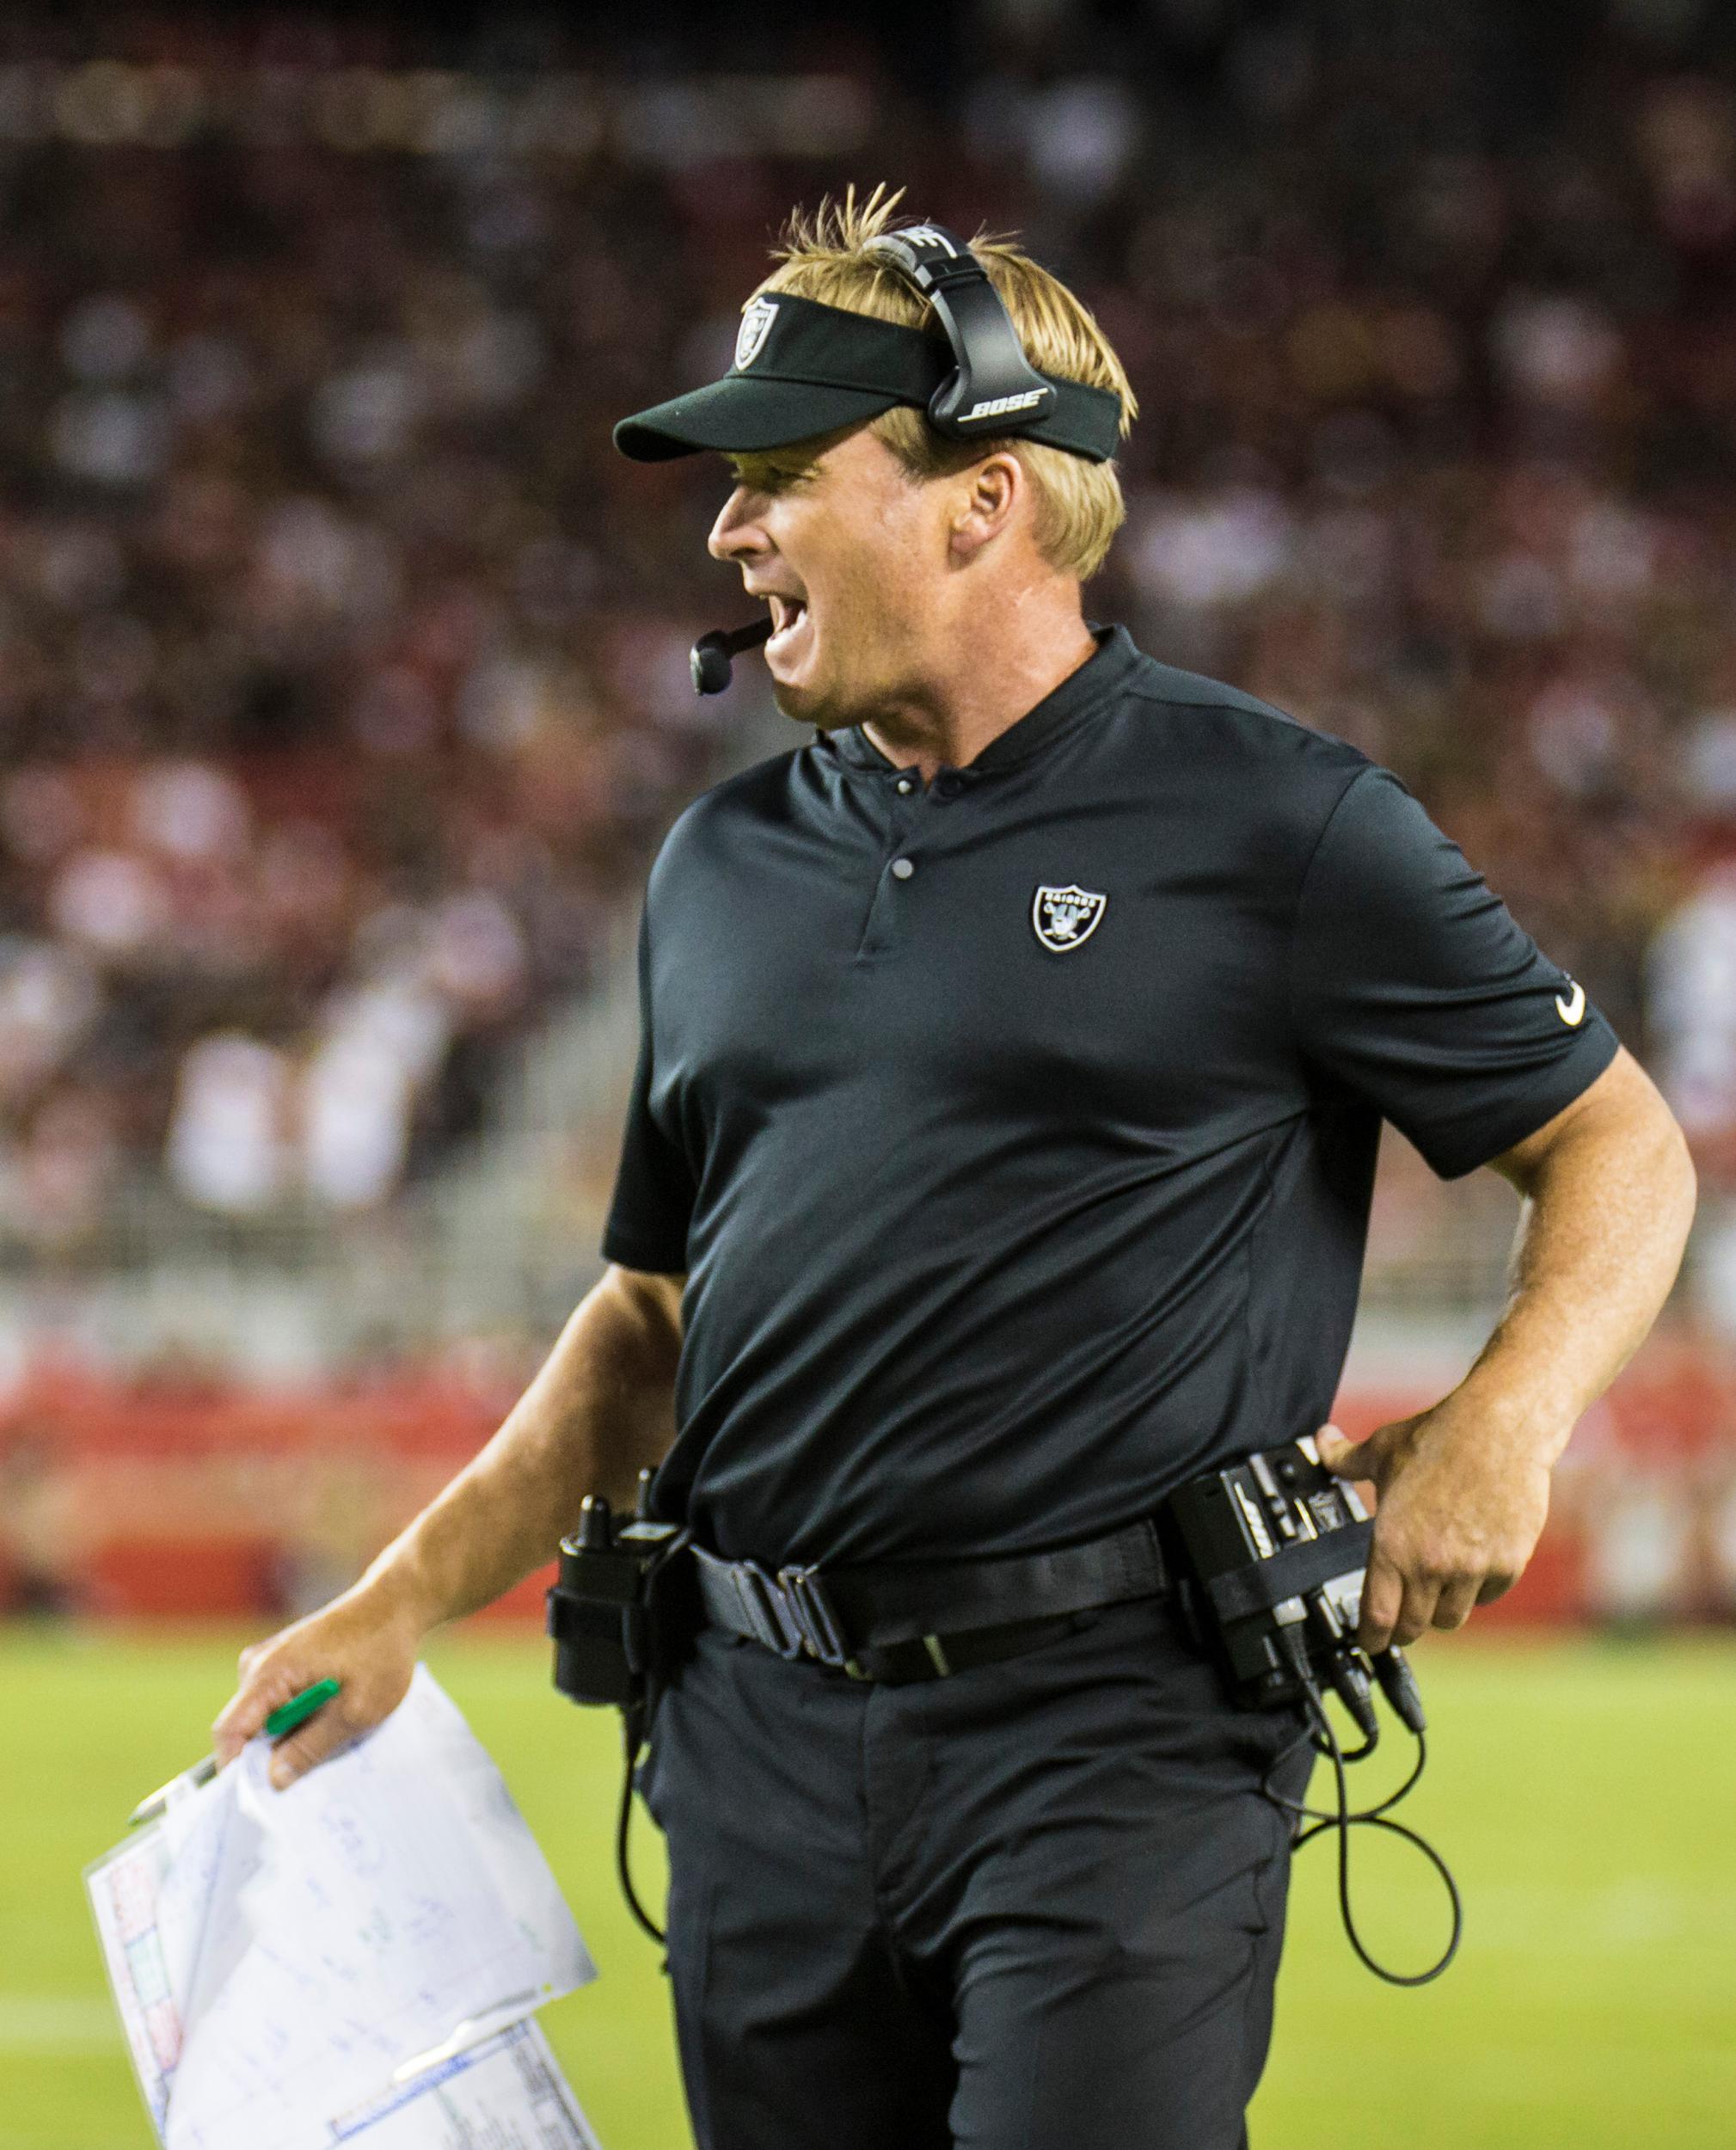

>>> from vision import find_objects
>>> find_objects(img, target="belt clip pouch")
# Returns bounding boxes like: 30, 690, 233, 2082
549, 1494, 692, 1709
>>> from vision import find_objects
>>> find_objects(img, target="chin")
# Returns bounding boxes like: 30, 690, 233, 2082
770, 678, 823, 725
771, 657, 893, 734
769, 664, 845, 728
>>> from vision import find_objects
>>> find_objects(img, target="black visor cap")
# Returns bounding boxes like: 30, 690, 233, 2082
613, 292, 1123, 465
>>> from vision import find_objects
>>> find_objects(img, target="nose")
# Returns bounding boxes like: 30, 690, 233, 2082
708, 486, 769, 564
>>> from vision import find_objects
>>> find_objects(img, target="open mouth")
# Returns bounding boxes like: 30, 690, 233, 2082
766, 593, 808, 648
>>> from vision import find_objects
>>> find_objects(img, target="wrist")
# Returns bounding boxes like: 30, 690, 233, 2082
353, 1545, 446, 1641
1427, 1372, 1576, 1471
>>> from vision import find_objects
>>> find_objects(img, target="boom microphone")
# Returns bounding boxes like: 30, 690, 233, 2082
690, 617, 773, 696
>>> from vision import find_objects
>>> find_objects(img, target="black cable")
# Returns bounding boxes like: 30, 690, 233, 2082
616, 1715, 666, 1947
1267, 1711, 1428, 1827
1262, 1687, 1462, 1987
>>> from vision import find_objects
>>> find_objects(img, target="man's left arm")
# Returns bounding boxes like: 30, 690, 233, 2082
1316, 1044, 1697, 1651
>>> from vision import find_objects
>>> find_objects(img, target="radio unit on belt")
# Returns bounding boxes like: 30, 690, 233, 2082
547, 1474, 688, 1709
1163, 1433, 1461, 1987
547, 1472, 691, 1945
1163, 1434, 1425, 1743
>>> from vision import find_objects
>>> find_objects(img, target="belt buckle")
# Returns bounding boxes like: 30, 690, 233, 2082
732, 1561, 807, 1662
777, 1563, 860, 1674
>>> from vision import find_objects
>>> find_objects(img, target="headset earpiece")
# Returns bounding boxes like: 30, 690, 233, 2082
862, 224, 1058, 442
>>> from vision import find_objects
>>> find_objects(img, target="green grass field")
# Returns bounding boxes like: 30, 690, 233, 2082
0, 1625, 1729, 2149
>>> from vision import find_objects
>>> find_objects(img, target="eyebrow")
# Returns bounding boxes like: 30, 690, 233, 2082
727, 451, 818, 484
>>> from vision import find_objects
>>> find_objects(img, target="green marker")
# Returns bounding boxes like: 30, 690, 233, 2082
263, 1678, 342, 1739
126, 1678, 344, 1828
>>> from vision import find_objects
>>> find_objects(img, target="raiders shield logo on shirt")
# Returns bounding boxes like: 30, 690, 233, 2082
734, 297, 780, 372
1032, 883, 1107, 952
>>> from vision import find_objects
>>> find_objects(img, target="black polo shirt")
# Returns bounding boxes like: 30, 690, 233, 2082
603, 626, 1617, 1568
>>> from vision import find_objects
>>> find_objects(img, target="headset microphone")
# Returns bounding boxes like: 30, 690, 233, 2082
690, 617, 773, 696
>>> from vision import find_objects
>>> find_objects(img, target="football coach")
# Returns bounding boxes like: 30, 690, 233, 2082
217, 193, 1697, 2148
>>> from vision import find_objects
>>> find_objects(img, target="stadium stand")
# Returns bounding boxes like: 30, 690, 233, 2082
1, 4, 1735, 1620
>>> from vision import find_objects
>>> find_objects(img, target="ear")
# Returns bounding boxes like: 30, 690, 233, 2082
948, 451, 1025, 564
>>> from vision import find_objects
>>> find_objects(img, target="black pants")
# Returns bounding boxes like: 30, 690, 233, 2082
638, 1594, 1314, 2150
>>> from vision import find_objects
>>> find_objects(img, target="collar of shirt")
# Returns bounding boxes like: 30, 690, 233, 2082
814, 622, 1141, 779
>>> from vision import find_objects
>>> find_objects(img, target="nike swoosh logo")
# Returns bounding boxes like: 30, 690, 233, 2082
1555, 980, 1586, 1027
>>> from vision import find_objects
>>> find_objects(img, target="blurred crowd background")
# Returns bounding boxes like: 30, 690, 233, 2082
3, 0, 1736, 1625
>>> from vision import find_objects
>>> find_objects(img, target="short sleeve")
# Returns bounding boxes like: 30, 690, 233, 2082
599, 906, 696, 1274
1290, 766, 1620, 1180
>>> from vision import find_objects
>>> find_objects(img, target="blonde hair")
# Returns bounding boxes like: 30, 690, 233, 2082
755, 185, 1137, 582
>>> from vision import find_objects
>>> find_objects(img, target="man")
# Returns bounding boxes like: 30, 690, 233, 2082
216, 194, 1696, 2148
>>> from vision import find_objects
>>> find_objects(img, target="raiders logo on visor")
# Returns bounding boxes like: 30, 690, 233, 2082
734, 298, 780, 372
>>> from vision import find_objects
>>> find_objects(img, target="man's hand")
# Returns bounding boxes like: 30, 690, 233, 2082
212, 1575, 427, 1791
1314, 1407, 1555, 1653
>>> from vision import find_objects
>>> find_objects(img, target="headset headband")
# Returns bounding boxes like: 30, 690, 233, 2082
860, 224, 1062, 440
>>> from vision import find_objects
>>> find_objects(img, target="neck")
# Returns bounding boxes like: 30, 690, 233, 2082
857, 583, 1097, 783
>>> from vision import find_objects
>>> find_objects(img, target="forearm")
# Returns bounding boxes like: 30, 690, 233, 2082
358, 1267, 680, 1632
1452, 1102, 1696, 1460
1320, 1060, 1696, 1647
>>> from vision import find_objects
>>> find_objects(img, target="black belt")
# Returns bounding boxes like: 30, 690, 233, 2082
692, 1519, 1169, 1684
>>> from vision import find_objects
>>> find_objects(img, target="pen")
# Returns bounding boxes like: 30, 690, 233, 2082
126, 1679, 344, 1828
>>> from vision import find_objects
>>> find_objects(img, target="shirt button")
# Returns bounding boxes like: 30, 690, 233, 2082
895, 777, 914, 795
891, 857, 915, 880
934, 774, 960, 799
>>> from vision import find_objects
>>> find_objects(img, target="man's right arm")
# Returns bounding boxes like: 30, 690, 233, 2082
212, 1262, 684, 1787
